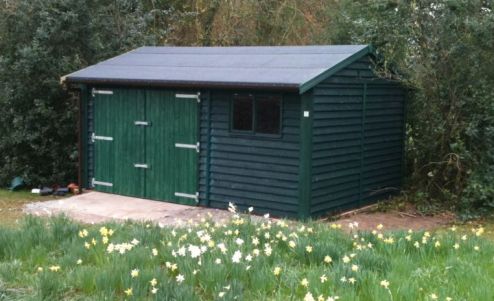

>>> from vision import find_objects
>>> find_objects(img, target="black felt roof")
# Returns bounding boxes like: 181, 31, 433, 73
63, 45, 370, 93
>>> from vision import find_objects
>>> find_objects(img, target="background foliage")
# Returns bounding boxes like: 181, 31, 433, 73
0, 0, 493, 215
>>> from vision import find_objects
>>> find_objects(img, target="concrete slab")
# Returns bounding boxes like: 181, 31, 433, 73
24, 191, 237, 226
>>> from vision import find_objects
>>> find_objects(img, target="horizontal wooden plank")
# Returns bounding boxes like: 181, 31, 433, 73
312, 173, 360, 189
313, 132, 361, 143
313, 125, 362, 135
212, 180, 297, 197
313, 160, 361, 175
314, 103, 362, 111
210, 158, 299, 174
210, 173, 298, 189
313, 139, 361, 151
210, 151, 300, 167
312, 146, 361, 159
312, 153, 361, 166
312, 181, 360, 200
210, 166, 299, 181
209, 200, 298, 217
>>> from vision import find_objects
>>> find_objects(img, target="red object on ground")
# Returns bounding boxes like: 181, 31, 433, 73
67, 183, 80, 194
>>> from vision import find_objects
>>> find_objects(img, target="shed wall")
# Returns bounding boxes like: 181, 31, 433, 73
311, 57, 405, 216
199, 91, 301, 217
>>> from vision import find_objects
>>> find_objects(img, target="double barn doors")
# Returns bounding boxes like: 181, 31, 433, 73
91, 88, 199, 205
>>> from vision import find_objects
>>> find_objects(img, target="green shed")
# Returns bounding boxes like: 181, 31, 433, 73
62, 45, 405, 218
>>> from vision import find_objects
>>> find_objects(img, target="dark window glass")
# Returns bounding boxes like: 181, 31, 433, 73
232, 95, 254, 131
255, 96, 281, 134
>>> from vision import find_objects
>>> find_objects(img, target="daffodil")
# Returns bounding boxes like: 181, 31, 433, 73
78, 229, 88, 238
304, 292, 315, 301
124, 288, 132, 296
131, 269, 139, 278
99, 226, 108, 237
176, 274, 185, 283
301, 278, 309, 287
264, 245, 272, 256
306, 245, 313, 253
232, 250, 242, 263
49, 265, 61, 272
320, 274, 327, 283
150, 278, 158, 286
324, 256, 332, 264
380, 279, 390, 289
273, 267, 281, 276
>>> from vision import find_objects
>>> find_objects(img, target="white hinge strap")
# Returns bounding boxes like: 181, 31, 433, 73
134, 164, 148, 169
92, 88, 113, 97
134, 121, 150, 126
176, 92, 201, 103
92, 178, 113, 187
91, 133, 113, 142
174, 192, 199, 203
175, 142, 200, 153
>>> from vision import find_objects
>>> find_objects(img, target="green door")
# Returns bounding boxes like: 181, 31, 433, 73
92, 88, 145, 197
92, 89, 115, 193
92, 88, 199, 205
145, 91, 199, 205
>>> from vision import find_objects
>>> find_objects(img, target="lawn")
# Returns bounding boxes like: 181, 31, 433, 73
0, 205, 493, 301
0, 189, 55, 227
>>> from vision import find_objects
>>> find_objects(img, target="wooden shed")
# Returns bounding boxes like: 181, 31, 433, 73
63, 45, 405, 218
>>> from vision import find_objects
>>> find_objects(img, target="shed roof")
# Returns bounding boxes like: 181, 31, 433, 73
63, 45, 371, 94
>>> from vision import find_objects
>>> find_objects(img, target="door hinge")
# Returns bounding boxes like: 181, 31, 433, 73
176, 92, 201, 103
91, 133, 113, 143
92, 178, 113, 188
175, 142, 200, 153
92, 88, 113, 97
174, 192, 199, 203
134, 121, 150, 126
133, 163, 149, 169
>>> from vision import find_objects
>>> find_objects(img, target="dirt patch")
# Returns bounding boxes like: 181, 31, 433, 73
334, 210, 456, 231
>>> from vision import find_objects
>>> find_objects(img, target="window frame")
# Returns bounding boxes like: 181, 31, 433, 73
229, 92, 283, 139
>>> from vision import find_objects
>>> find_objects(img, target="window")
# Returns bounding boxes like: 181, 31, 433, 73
231, 94, 282, 136
232, 95, 254, 131
255, 96, 281, 134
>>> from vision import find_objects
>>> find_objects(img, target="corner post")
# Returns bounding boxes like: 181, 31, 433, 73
298, 91, 313, 219
79, 85, 89, 189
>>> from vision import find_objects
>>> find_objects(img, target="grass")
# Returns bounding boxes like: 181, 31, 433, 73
0, 208, 493, 301
0, 189, 55, 227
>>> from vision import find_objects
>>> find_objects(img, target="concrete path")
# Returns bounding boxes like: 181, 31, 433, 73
24, 191, 236, 226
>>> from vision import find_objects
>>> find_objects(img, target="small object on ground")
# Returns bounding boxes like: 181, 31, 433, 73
54, 187, 69, 196
31, 188, 41, 194
9, 177, 25, 191
40, 187, 54, 196
67, 183, 80, 194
